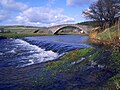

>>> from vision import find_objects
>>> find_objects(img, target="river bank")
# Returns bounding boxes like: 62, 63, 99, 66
0, 33, 53, 38
88, 24, 120, 89
0, 33, 120, 89
89, 24, 120, 52
1, 47, 120, 89
90, 38, 120, 52
39, 47, 120, 90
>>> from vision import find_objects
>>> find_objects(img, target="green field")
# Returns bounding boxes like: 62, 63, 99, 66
0, 25, 50, 38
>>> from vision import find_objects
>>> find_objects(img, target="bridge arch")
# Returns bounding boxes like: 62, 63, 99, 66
53, 25, 84, 34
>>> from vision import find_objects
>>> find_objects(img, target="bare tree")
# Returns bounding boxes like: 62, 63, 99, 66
83, 0, 120, 29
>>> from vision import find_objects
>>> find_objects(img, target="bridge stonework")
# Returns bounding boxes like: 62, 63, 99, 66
48, 24, 92, 34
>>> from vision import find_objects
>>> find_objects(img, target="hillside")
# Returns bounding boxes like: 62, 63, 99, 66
90, 23, 120, 51
0, 25, 48, 34
0, 25, 50, 38
77, 21, 100, 27
94, 24, 120, 40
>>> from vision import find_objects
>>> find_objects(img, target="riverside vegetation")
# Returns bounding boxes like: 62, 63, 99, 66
0, 21, 120, 90
0, 24, 120, 89
0, 26, 52, 38
0, 0, 119, 89
88, 21, 120, 89
0, 23, 120, 89
16, 47, 120, 89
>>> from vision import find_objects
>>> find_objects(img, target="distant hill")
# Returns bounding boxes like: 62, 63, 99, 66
0, 25, 48, 34
0, 25, 42, 28
77, 21, 99, 27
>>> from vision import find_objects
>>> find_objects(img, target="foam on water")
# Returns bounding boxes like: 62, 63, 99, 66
0, 39, 59, 68
0, 53, 3, 55
0, 35, 90, 68
6, 50, 16, 54
15, 39, 59, 67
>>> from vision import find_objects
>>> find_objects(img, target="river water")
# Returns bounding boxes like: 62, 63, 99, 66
0, 35, 116, 89
0, 35, 90, 68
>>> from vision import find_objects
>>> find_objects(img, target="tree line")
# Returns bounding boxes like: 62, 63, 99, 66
83, 0, 120, 30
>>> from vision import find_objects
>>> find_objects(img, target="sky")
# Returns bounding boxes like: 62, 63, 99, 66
0, 0, 97, 27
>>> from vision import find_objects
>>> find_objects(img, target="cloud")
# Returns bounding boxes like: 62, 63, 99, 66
0, 0, 28, 22
0, 0, 28, 11
15, 7, 75, 26
0, 0, 75, 27
48, 0, 56, 5
82, 8, 92, 17
66, 0, 97, 6
0, 10, 10, 22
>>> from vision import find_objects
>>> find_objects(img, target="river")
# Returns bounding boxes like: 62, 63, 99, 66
0, 34, 117, 89
0, 34, 93, 89
0, 35, 90, 68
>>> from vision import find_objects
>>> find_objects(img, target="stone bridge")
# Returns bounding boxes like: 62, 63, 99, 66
48, 24, 92, 34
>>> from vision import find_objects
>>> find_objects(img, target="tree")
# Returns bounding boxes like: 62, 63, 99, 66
83, 0, 120, 29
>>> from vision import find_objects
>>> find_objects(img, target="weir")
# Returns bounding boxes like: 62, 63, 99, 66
0, 35, 90, 68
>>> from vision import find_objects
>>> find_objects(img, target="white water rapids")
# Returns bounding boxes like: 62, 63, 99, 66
0, 35, 90, 68
0, 39, 59, 68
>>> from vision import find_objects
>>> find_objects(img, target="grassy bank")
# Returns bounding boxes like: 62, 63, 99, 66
90, 24, 120, 40
0, 25, 45, 33
0, 25, 51, 38
26, 47, 119, 89
0, 33, 53, 38
96, 25, 120, 40
88, 24, 120, 89
1, 47, 119, 89
90, 24, 120, 51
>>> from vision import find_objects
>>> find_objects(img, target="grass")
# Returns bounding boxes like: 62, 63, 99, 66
45, 48, 94, 75
60, 48, 94, 61
90, 24, 120, 52
109, 73, 120, 89
97, 32, 118, 40
21, 47, 120, 89
0, 25, 40, 33
0, 33, 53, 38
45, 61, 67, 76
110, 51, 120, 71
0, 25, 51, 38
105, 50, 120, 89
96, 24, 120, 40
88, 51, 100, 61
